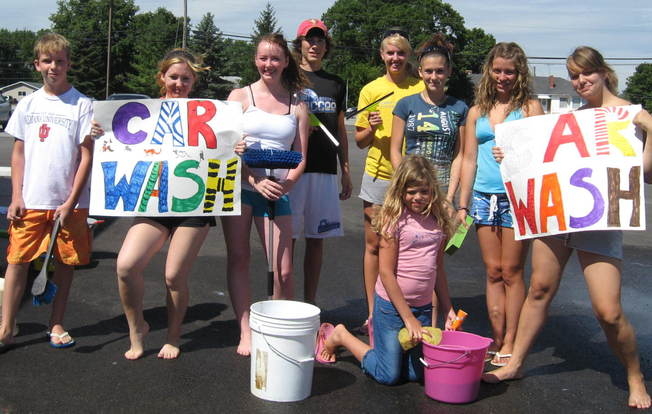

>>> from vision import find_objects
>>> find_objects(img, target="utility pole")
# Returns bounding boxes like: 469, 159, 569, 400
105, 0, 113, 99
182, 0, 187, 49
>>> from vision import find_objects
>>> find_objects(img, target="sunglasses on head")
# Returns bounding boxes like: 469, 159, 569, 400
382, 28, 409, 41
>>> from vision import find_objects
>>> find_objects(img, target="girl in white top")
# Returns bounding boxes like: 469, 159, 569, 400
224, 33, 310, 356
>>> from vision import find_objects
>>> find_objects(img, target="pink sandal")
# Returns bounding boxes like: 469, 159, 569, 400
315, 323, 336, 364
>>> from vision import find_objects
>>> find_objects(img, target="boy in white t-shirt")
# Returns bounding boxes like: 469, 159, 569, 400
0, 33, 94, 350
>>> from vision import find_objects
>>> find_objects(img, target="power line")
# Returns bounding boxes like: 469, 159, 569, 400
529, 56, 652, 61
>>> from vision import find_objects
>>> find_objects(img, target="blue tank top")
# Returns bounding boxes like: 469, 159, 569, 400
474, 109, 524, 193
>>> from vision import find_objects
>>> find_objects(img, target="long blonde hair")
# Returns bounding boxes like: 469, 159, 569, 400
474, 42, 532, 116
566, 46, 618, 95
373, 155, 453, 240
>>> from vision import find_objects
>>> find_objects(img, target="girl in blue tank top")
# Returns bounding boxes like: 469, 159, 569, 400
457, 42, 543, 367
484, 46, 652, 409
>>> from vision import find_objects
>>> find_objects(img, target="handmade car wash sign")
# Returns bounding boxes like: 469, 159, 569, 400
496, 105, 645, 240
90, 99, 242, 216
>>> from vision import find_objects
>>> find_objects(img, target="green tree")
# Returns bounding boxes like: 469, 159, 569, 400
624, 63, 652, 112
189, 12, 232, 99
123, 8, 182, 97
252, 2, 280, 42
322, 0, 495, 104
50, 0, 139, 98
457, 28, 495, 75
221, 38, 254, 77
0, 29, 39, 87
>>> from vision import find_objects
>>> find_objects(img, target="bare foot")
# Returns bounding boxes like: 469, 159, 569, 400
124, 321, 150, 360
236, 329, 251, 356
628, 374, 651, 409
321, 324, 346, 362
482, 365, 523, 383
158, 343, 180, 360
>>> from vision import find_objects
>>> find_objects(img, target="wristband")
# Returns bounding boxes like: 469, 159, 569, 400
456, 207, 469, 213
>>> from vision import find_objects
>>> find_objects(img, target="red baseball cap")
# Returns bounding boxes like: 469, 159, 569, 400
296, 19, 328, 37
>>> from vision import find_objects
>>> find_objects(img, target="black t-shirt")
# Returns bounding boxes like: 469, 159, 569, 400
300, 69, 345, 174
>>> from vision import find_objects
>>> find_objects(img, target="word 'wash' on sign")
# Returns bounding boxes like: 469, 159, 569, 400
90, 98, 243, 217
496, 105, 645, 240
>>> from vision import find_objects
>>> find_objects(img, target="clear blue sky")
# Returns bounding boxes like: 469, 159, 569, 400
2, 0, 650, 90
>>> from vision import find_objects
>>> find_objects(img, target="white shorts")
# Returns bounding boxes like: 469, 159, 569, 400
358, 171, 390, 205
290, 173, 344, 239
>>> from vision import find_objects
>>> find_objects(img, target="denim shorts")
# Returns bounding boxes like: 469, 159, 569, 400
361, 294, 432, 385
470, 190, 513, 228
241, 189, 291, 217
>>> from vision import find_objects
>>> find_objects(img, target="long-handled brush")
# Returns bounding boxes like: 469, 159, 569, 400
243, 148, 302, 298
31, 217, 60, 306
344, 91, 394, 119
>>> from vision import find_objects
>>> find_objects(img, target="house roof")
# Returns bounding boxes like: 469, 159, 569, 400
0, 81, 43, 93
468, 74, 580, 97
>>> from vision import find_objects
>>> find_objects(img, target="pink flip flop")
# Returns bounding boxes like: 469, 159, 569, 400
315, 322, 336, 364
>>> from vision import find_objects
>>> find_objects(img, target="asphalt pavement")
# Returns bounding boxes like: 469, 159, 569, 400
0, 129, 651, 413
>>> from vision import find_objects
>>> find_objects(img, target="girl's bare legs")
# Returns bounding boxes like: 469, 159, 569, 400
221, 209, 253, 356
362, 201, 380, 320
253, 214, 294, 299
498, 228, 529, 362
158, 225, 210, 359
476, 225, 528, 361
579, 251, 650, 409
320, 324, 372, 363
116, 219, 168, 360
483, 237, 571, 380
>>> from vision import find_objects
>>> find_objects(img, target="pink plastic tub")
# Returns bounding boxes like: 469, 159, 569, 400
421, 331, 492, 404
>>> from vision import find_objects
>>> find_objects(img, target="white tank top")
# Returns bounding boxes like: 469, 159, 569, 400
243, 86, 298, 187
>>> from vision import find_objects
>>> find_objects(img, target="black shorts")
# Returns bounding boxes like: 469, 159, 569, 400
148, 216, 216, 230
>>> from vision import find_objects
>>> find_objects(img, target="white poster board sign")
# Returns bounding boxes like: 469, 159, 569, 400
496, 105, 645, 240
90, 99, 242, 217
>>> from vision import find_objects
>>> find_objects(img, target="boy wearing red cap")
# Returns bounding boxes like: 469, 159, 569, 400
292, 19, 352, 304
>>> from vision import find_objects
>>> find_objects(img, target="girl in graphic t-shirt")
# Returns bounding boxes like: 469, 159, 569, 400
390, 33, 468, 205
315, 155, 457, 385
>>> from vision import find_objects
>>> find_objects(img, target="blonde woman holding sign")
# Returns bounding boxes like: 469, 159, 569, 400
484, 46, 650, 409
114, 49, 216, 361
457, 42, 543, 367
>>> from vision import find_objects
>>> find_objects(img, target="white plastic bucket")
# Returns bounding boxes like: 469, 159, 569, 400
249, 300, 320, 402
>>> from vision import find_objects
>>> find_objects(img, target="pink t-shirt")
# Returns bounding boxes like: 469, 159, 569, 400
375, 210, 445, 307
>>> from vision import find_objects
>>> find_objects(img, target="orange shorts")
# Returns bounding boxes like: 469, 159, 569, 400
6, 209, 91, 266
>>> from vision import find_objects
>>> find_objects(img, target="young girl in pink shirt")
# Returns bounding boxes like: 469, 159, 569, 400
316, 155, 458, 384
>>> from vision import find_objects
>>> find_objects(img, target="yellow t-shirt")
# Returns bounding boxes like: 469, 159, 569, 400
355, 75, 423, 180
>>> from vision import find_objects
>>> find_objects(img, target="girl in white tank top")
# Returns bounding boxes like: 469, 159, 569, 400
222, 34, 310, 357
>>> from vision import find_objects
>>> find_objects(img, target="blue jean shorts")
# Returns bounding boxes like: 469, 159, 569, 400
470, 190, 513, 228
241, 189, 291, 217
361, 294, 432, 385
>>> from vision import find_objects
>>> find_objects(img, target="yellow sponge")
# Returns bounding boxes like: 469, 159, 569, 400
398, 326, 442, 351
